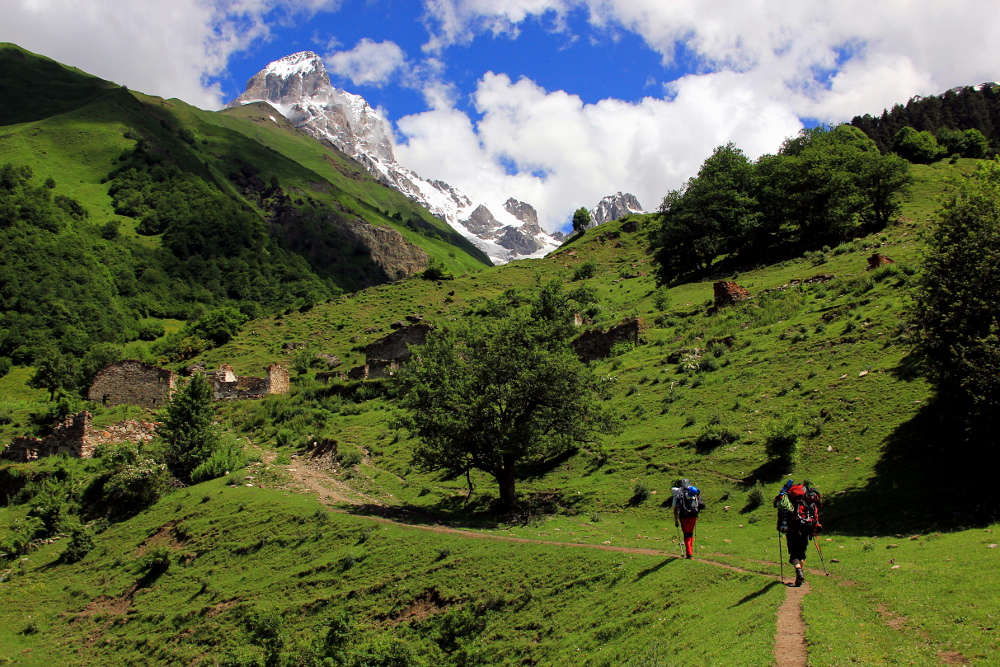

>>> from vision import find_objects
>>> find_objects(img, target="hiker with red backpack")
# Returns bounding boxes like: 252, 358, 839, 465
774, 479, 822, 586
672, 479, 705, 559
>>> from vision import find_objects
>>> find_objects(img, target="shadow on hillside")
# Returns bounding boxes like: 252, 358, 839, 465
741, 458, 792, 488
634, 558, 678, 581
823, 398, 998, 536
344, 502, 503, 531
730, 581, 782, 608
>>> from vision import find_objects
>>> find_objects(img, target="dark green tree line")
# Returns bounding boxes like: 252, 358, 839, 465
652, 126, 911, 282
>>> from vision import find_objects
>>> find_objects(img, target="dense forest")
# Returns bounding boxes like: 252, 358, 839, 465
651, 125, 911, 281
851, 82, 1000, 156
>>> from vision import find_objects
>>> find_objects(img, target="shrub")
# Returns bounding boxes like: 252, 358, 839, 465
136, 319, 165, 341
695, 424, 739, 452
762, 415, 799, 465
191, 433, 252, 484
744, 482, 765, 511
572, 260, 598, 281
338, 448, 362, 467
0, 356, 11, 378
103, 458, 170, 511
631, 483, 650, 504
61, 526, 95, 563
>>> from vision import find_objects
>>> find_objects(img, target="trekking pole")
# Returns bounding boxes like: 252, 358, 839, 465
778, 533, 784, 583
812, 535, 830, 576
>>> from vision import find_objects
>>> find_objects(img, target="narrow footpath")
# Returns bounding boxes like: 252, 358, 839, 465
275, 457, 811, 667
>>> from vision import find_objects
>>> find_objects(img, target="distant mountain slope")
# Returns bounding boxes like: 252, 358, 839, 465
228, 52, 562, 264
0, 42, 490, 362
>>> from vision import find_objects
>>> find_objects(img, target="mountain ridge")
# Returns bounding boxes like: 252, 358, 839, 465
229, 52, 563, 264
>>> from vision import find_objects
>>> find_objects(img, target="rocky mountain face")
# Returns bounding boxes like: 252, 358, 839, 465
230, 52, 561, 264
588, 192, 647, 227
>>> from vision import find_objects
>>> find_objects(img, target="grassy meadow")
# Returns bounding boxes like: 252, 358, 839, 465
2, 126, 998, 667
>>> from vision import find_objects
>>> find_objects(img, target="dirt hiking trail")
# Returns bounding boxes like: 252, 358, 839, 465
269, 457, 811, 667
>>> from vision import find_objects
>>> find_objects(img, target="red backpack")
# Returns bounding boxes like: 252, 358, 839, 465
788, 484, 822, 533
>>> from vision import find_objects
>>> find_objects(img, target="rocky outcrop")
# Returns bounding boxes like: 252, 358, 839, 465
867, 253, 894, 270
463, 204, 501, 235
504, 198, 539, 225
496, 225, 544, 254
713, 281, 752, 308
342, 218, 429, 281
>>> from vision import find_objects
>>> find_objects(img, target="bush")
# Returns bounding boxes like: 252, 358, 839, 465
103, 458, 170, 511
695, 424, 739, 452
744, 481, 765, 512
60, 526, 95, 563
136, 319, 165, 341
0, 356, 11, 378
572, 260, 598, 281
191, 433, 252, 483
762, 415, 799, 465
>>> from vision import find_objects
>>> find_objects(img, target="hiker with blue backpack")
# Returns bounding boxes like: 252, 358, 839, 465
672, 479, 705, 559
774, 479, 822, 586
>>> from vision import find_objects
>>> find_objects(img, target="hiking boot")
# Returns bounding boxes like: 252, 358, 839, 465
794, 569, 805, 587
685, 553, 693, 559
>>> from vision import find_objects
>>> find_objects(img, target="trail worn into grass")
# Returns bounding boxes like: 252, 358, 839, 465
774, 582, 809, 667
280, 459, 811, 666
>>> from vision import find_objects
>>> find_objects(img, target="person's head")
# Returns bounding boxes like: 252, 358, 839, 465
680, 478, 691, 489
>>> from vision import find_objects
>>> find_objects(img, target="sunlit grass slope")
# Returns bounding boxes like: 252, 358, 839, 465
1, 91, 996, 665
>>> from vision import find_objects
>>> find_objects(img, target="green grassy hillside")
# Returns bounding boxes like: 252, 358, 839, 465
0, 42, 490, 369
3, 154, 997, 666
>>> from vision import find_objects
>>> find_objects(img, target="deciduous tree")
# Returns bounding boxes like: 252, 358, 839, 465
398, 312, 618, 510
914, 160, 1000, 448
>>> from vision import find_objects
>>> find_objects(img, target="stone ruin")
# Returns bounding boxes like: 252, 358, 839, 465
867, 253, 894, 270
571, 318, 644, 363
87, 360, 289, 408
211, 364, 289, 400
88, 360, 177, 409
713, 281, 752, 308
349, 322, 434, 380
2, 411, 158, 462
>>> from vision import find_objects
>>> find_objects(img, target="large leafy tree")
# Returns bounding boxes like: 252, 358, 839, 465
572, 207, 591, 234
398, 312, 618, 510
654, 143, 760, 280
914, 160, 1000, 446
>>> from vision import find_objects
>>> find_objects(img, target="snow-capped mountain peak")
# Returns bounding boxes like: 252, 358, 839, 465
588, 192, 647, 227
229, 52, 561, 265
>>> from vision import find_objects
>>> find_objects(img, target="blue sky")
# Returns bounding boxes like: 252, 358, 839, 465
3, 0, 1000, 230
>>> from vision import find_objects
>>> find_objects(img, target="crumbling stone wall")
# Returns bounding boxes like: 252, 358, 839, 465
572, 318, 643, 362
364, 323, 434, 363
211, 364, 289, 400
88, 360, 176, 408
2, 411, 159, 462
713, 281, 751, 308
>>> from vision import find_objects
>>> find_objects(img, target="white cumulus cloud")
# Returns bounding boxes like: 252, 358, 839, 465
0, 0, 342, 109
396, 70, 801, 232
326, 39, 408, 87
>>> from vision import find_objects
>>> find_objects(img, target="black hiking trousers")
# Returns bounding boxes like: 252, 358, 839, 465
786, 529, 810, 564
